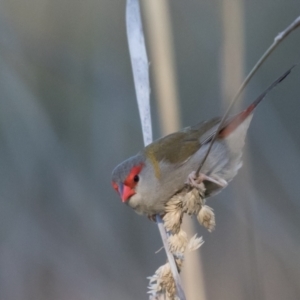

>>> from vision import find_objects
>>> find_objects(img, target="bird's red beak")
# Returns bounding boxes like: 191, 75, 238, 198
118, 183, 135, 203
121, 184, 135, 202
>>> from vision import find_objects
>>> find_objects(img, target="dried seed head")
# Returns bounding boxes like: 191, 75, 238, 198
165, 195, 183, 212
187, 234, 204, 252
197, 205, 216, 232
168, 229, 188, 254
148, 263, 177, 300
163, 210, 182, 234
175, 257, 184, 270
163, 195, 183, 233
150, 176, 214, 299
182, 188, 203, 215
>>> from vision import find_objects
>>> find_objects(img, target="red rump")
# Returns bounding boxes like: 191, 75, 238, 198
218, 104, 255, 138
218, 66, 293, 139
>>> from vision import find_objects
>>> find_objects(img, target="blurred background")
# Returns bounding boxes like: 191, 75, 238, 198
0, 0, 299, 299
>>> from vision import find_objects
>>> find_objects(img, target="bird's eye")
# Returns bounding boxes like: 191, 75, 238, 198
133, 175, 139, 182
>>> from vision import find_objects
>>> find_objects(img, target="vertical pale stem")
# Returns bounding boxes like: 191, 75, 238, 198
220, 2, 245, 299
221, 0, 244, 106
142, 1, 206, 299
126, 1, 184, 296
221, 1, 264, 299
142, 0, 180, 134
181, 217, 207, 300
126, 0, 152, 146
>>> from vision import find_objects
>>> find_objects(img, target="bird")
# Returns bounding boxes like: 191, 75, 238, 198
111, 67, 293, 217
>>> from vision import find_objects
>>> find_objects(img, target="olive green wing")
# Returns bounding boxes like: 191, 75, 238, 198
144, 117, 221, 165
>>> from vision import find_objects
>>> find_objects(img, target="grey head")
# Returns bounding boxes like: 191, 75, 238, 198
111, 153, 146, 203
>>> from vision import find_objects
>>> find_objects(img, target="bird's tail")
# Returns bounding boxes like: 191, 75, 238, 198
218, 65, 295, 138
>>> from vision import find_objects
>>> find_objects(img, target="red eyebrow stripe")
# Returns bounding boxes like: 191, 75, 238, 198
124, 164, 143, 188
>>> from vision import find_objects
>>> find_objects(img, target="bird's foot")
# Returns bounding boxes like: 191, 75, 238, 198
148, 214, 157, 222
147, 213, 165, 222
187, 171, 228, 190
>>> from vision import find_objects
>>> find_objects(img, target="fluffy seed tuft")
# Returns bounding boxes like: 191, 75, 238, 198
182, 188, 202, 215
168, 229, 188, 254
187, 234, 204, 251
197, 205, 216, 232
163, 196, 183, 233
148, 263, 177, 300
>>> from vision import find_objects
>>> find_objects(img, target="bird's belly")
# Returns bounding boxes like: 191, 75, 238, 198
128, 195, 166, 215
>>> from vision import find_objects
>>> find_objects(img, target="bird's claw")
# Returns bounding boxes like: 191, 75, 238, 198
148, 215, 157, 222
147, 213, 165, 222
187, 171, 228, 190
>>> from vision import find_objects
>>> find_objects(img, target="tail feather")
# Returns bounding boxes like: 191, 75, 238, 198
218, 65, 295, 138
